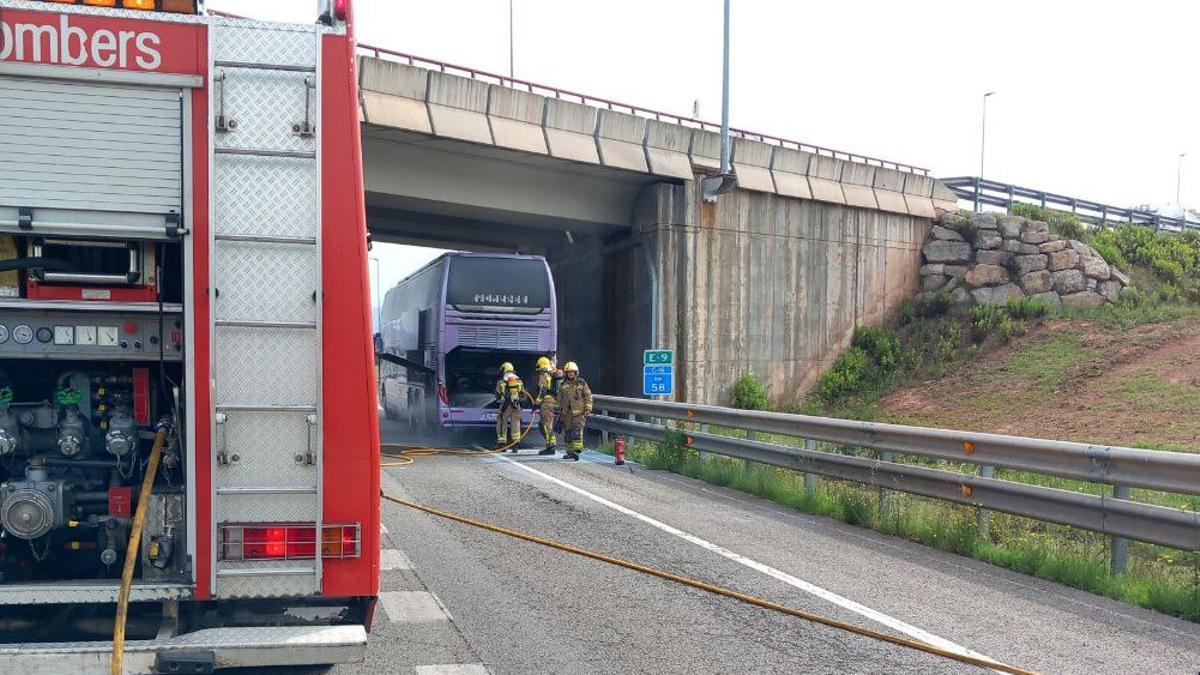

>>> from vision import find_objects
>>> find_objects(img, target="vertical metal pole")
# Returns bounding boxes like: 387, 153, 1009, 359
698, 423, 710, 461
977, 465, 994, 540
718, 0, 731, 175
879, 451, 895, 526
600, 410, 609, 447
1111, 485, 1131, 574
508, 0, 515, 79
977, 91, 994, 212
803, 439, 817, 493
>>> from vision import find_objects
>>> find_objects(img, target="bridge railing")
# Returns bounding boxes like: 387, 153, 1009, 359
590, 395, 1200, 568
355, 43, 929, 176
942, 176, 1200, 231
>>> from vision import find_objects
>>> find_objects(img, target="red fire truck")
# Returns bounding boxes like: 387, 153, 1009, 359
0, 0, 379, 670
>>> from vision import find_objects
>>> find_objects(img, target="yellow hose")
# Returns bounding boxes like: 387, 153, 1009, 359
379, 493, 1037, 675
111, 428, 167, 675
382, 391, 540, 467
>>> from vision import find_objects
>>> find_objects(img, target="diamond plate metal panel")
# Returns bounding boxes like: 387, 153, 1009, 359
215, 242, 319, 323
214, 69, 318, 155
214, 24, 321, 69
216, 492, 317, 522
0, 582, 190, 606
217, 411, 317, 490
214, 155, 320, 238
214, 326, 318, 406
216, 564, 317, 599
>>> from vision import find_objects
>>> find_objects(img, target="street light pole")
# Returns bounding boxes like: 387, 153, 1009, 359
1177, 153, 1187, 220
701, 0, 737, 200
508, 0, 514, 79
976, 91, 995, 212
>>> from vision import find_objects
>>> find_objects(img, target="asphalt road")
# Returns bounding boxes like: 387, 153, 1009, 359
336, 420, 1200, 674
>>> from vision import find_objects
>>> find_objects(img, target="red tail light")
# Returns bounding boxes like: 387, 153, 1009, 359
220, 523, 360, 561
334, 0, 349, 21
437, 381, 450, 405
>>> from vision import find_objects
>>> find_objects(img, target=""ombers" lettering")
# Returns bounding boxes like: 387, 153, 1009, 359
0, 15, 162, 70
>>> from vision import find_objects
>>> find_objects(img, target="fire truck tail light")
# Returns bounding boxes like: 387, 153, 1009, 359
82, 0, 118, 6
333, 0, 349, 21
220, 523, 361, 561
121, 0, 155, 9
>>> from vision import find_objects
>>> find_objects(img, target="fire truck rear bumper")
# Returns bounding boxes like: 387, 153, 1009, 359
0, 624, 367, 673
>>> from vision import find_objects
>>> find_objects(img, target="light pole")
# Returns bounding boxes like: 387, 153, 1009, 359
701, 0, 737, 200
1177, 153, 1187, 222
508, 0, 514, 79
369, 257, 381, 330
976, 91, 995, 212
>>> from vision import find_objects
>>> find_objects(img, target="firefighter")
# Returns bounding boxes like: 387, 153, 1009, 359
533, 356, 558, 455
557, 362, 591, 461
496, 372, 525, 451
494, 362, 517, 446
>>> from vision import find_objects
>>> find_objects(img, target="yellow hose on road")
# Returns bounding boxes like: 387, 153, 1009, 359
382, 391, 540, 467
111, 427, 168, 675
380, 492, 1037, 675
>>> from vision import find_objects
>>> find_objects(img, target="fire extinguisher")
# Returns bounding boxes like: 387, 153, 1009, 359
614, 435, 626, 465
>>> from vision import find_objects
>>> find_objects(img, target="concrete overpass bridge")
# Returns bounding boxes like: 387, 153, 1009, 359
355, 47, 959, 403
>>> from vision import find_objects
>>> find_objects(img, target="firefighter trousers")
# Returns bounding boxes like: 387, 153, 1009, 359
497, 406, 521, 445
538, 398, 557, 448
560, 412, 586, 451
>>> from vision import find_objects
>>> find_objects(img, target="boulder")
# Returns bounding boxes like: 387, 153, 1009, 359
1087, 277, 1098, 290
1052, 269, 1088, 294
1046, 249, 1080, 272
1031, 291, 1062, 307
950, 287, 972, 304
1024, 220, 1050, 234
975, 249, 1012, 266
1048, 234, 1063, 242
1039, 240, 1068, 254
944, 265, 969, 278
1020, 270, 1054, 294
1098, 280, 1122, 303
974, 229, 1003, 250
923, 275, 950, 292
972, 213, 998, 229
923, 240, 973, 263
1109, 265, 1130, 286
1002, 240, 1041, 255
930, 225, 965, 241
972, 283, 1024, 306
1061, 291, 1105, 309
1021, 230, 1050, 245
965, 264, 1009, 287
997, 216, 1023, 238
920, 263, 945, 276
1082, 258, 1111, 280
1069, 240, 1095, 258
1014, 254, 1049, 274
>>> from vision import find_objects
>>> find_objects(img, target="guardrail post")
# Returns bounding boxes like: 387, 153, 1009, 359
1111, 485, 1131, 574
699, 424, 710, 461
977, 465, 994, 541
600, 409, 609, 447
803, 439, 817, 493
973, 176, 982, 212
879, 451, 895, 527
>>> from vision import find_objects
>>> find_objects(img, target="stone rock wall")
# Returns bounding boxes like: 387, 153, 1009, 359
919, 211, 1130, 307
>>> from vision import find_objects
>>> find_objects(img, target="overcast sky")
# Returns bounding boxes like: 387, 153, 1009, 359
207, 0, 1200, 309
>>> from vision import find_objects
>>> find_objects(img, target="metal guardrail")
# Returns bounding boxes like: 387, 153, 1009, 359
590, 396, 1200, 552
355, 43, 930, 176
942, 176, 1200, 231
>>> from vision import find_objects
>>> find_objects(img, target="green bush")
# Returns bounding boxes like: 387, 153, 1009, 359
815, 346, 871, 404
1010, 203, 1086, 240
1007, 296, 1050, 320
851, 326, 902, 369
730, 375, 772, 411
1086, 225, 1200, 301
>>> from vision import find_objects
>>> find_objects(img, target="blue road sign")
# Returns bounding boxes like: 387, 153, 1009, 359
643, 366, 674, 396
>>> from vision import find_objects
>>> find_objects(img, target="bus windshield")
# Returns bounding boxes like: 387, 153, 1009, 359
446, 257, 551, 314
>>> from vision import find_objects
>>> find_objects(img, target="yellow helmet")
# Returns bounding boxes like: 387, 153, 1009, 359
500, 362, 515, 374
536, 356, 552, 370
563, 362, 579, 374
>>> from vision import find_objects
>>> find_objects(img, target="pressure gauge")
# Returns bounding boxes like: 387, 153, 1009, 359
0, 325, 8, 345
11, 325, 32, 345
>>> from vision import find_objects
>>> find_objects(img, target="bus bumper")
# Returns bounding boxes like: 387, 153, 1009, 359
0, 624, 367, 673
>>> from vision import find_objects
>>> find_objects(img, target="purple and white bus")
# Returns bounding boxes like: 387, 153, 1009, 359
378, 252, 557, 433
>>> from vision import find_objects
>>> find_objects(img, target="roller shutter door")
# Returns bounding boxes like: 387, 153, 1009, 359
0, 75, 183, 227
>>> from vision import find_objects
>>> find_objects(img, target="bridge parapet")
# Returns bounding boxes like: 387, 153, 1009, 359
357, 56, 957, 216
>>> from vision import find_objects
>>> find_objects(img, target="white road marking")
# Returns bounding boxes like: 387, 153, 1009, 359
379, 591, 453, 623
414, 665, 489, 675
380, 548, 413, 571
500, 456, 997, 664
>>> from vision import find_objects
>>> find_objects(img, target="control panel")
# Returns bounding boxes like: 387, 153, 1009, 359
0, 309, 183, 361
